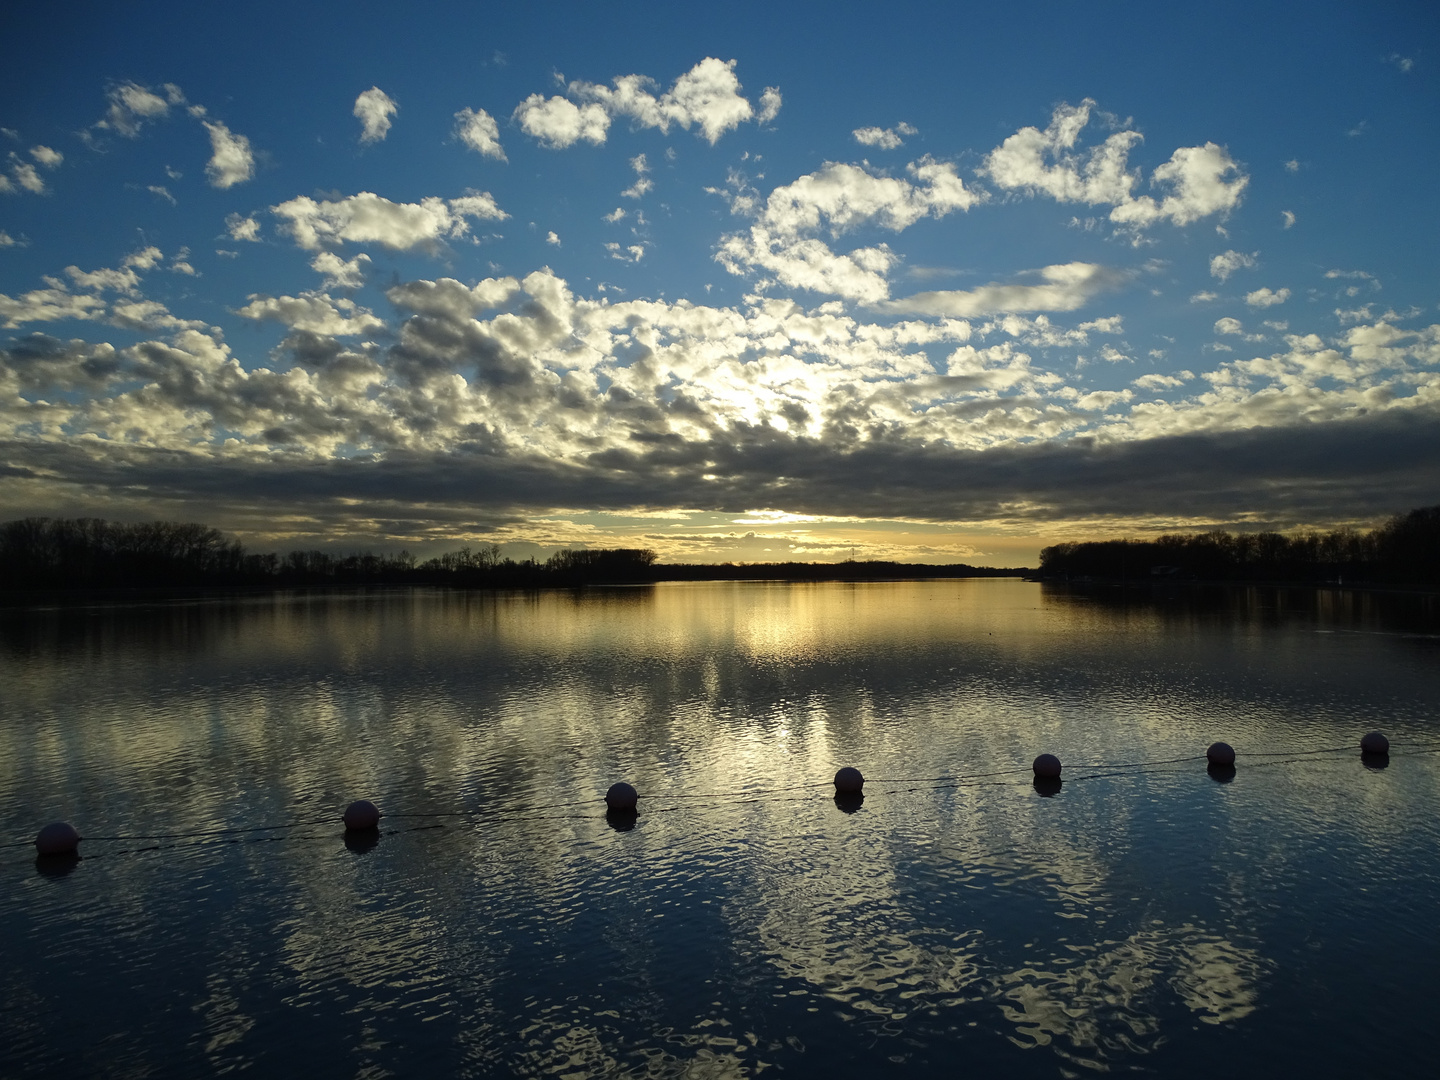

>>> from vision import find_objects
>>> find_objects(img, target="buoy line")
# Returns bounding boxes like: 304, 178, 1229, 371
17, 733, 1440, 862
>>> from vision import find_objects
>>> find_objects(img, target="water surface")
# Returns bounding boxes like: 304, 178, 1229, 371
2, 580, 1437, 1077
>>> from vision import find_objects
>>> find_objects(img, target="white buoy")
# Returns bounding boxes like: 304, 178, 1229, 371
1206, 742, 1236, 766
605, 782, 638, 810
1360, 731, 1389, 755
343, 800, 381, 830
833, 766, 864, 793
35, 821, 81, 856
1032, 753, 1061, 779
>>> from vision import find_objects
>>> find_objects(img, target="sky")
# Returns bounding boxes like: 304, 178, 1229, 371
0, 1, 1436, 566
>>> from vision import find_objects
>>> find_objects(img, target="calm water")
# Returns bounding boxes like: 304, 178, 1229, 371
2, 580, 1438, 1078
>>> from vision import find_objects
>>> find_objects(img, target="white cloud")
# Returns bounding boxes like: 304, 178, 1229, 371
752, 157, 979, 238
982, 99, 1246, 230
1245, 287, 1290, 308
8, 160, 45, 194
454, 107, 506, 160
519, 58, 771, 148
1132, 372, 1188, 390
310, 251, 371, 289
1209, 249, 1257, 281
29, 145, 62, 168
1110, 142, 1248, 228
236, 292, 386, 336
1387, 53, 1414, 73
605, 242, 645, 262
202, 121, 254, 188
1284, 159, 1300, 172
225, 213, 261, 242
0, 284, 108, 328
546, 231, 561, 246
96, 81, 172, 137
1190, 290, 1218, 303
124, 247, 164, 271
0, 230, 24, 247
272, 190, 507, 251
148, 184, 177, 205
853, 122, 917, 150
1281, 210, 1295, 229
877, 262, 1125, 318
757, 87, 782, 125
354, 87, 398, 143
602, 207, 626, 223
716, 157, 980, 302
513, 94, 610, 149
621, 152, 653, 198
1214, 316, 1244, 335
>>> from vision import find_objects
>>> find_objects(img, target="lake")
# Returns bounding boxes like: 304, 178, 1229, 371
2, 579, 1438, 1077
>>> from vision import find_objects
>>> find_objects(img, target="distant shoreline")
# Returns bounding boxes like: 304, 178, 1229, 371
7, 571, 1440, 608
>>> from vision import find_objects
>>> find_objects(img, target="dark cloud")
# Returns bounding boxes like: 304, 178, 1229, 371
4, 400, 1436, 538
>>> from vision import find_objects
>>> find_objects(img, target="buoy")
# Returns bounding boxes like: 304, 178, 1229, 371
1360, 732, 1389, 755
605, 782, 638, 810
35, 821, 81, 856
833, 766, 864, 794
1032, 754, 1061, 779
1206, 742, 1236, 767
343, 800, 381, 830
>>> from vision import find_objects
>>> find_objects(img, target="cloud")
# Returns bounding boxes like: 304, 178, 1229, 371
876, 262, 1125, 318
1281, 210, 1295, 229
95, 81, 175, 138
1387, 53, 1414, 73
981, 99, 1247, 230
148, 184, 177, 205
225, 213, 261, 242
6, 255, 1440, 543
546, 231, 561, 246
1284, 159, 1300, 172
29, 145, 62, 168
271, 190, 507, 251
621, 153, 652, 198
853, 122, 917, 150
757, 87, 782, 125
1214, 317, 1244, 335
513, 94, 610, 149
0, 230, 24, 248
1209, 249, 1257, 281
6, 158, 45, 194
1245, 287, 1290, 308
516, 58, 774, 148
1190, 291, 1218, 303
1132, 372, 1189, 390
310, 251, 371, 289
454, 107, 506, 160
202, 121, 255, 188
354, 87, 398, 143
602, 207, 626, 223
716, 157, 980, 302
236, 292, 387, 336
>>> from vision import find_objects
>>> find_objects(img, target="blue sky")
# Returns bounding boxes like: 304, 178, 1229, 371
1, 1, 1436, 564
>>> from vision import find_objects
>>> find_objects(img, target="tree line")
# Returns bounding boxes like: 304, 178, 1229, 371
0, 517, 1032, 593
0, 518, 660, 591
1039, 504, 1440, 586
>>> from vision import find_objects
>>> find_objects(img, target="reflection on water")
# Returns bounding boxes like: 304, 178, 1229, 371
1, 580, 1438, 1077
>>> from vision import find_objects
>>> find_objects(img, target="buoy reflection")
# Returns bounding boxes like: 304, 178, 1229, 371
344, 827, 380, 853
832, 791, 864, 814
605, 807, 638, 831
34, 852, 80, 879
1207, 763, 1237, 784
1033, 776, 1062, 797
